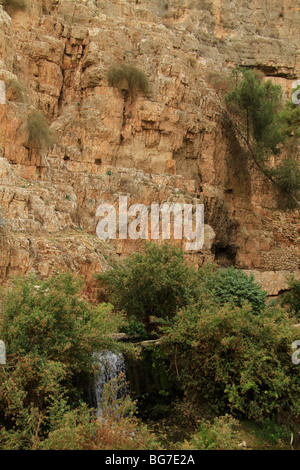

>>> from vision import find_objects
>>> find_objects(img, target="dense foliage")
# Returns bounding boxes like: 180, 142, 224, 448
99, 244, 268, 331
225, 69, 283, 154
98, 242, 198, 333
163, 299, 299, 422
198, 264, 267, 313
1, 246, 298, 449
0, 272, 129, 449
281, 276, 300, 321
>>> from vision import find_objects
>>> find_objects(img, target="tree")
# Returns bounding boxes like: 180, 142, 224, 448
225, 69, 283, 152
225, 69, 300, 208
98, 242, 198, 334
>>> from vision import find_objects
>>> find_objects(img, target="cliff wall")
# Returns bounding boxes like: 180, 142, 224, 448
0, 0, 299, 299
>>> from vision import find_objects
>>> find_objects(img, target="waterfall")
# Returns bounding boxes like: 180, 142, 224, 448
93, 350, 128, 419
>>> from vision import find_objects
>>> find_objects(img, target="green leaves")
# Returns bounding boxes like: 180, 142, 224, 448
225, 68, 300, 207
163, 299, 299, 421
98, 242, 198, 333
281, 276, 300, 320
0, 272, 126, 448
200, 266, 267, 314
225, 69, 283, 153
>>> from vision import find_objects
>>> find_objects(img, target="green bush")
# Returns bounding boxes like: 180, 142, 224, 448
198, 265, 267, 313
27, 110, 56, 149
121, 316, 148, 339
183, 415, 241, 450
0, 272, 127, 449
107, 63, 149, 94
98, 242, 198, 333
163, 300, 299, 422
270, 159, 300, 199
281, 276, 300, 320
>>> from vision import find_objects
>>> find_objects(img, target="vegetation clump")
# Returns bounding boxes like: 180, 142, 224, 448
98, 242, 198, 333
1, 0, 26, 14
5, 78, 24, 102
107, 63, 149, 94
163, 298, 299, 422
100, 243, 299, 436
26, 110, 56, 149
0, 272, 137, 449
225, 68, 300, 208
183, 415, 241, 450
99, 244, 267, 331
281, 276, 300, 321
198, 264, 267, 313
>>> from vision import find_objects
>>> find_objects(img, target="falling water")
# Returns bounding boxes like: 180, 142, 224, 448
93, 350, 128, 419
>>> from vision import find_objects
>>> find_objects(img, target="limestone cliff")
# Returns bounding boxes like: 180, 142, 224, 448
0, 0, 299, 299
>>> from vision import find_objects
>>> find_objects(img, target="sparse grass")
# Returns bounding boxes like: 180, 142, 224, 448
27, 110, 56, 149
107, 63, 149, 94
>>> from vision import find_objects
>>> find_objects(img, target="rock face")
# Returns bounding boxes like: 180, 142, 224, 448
0, 0, 299, 298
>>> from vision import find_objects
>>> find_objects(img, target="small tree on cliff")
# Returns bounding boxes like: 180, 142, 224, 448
225, 69, 300, 208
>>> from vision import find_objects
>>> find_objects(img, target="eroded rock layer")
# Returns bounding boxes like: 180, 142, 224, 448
0, 0, 299, 298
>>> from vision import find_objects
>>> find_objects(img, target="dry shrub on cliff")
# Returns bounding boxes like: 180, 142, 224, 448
27, 110, 56, 149
107, 63, 149, 94
5, 78, 24, 102
1, 0, 26, 14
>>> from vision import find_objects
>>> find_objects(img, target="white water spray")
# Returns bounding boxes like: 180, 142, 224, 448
93, 351, 128, 418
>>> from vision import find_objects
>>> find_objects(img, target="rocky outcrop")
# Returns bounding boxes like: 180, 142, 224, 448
0, 0, 299, 298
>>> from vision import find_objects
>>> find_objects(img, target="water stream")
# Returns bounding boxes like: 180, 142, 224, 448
93, 350, 128, 418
